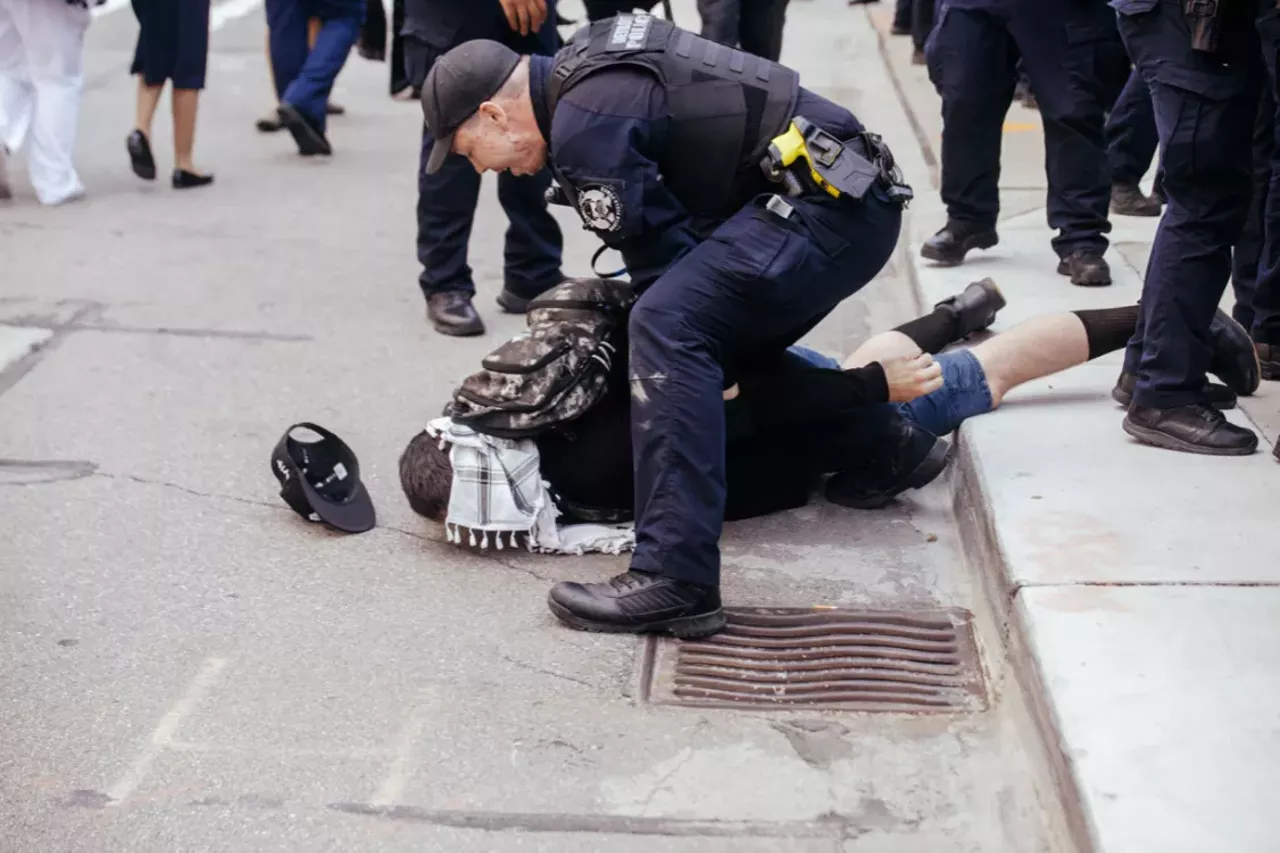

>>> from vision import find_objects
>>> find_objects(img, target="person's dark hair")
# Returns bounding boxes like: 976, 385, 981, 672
398, 431, 454, 522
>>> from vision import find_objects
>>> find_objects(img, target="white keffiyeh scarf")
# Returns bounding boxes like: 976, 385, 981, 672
424, 417, 634, 556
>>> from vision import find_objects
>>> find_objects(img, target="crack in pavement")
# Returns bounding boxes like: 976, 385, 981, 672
93, 472, 286, 513
500, 654, 599, 690
638, 746, 697, 818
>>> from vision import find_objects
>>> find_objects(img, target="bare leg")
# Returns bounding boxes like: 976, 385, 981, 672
135, 77, 163, 138
308, 16, 321, 48
969, 313, 1089, 405
843, 331, 923, 369
171, 88, 205, 174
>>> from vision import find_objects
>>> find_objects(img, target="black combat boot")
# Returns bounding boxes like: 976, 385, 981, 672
934, 277, 1006, 338
1110, 182, 1162, 217
1257, 342, 1280, 381
825, 416, 953, 510
427, 291, 484, 336
921, 221, 999, 266
1057, 249, 1112, 287
1123, 403, 1258, 456
547, 570, 726, 637
1111, 372, 1236, 410
1207, 309, 1260, 396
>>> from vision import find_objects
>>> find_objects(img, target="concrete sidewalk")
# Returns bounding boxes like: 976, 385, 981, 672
866, 7, 1280, 853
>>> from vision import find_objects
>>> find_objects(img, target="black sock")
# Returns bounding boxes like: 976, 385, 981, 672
1072, 305, 1140, 360
892, 307, 959, 355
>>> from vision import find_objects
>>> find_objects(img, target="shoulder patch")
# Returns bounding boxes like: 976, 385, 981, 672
577, 184, 624, 233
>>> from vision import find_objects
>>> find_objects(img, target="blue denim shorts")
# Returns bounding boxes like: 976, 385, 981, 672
786, 345, 994, 437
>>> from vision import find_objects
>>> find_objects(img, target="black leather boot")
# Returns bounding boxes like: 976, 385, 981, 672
933, 277, 1006, 338
1111, 372, 1236, 410
427, 291, 484, 336
825, 416, 953, 510
1207, 309, 1260, 396
921, 221, 998, 266
1057, 249, 1112, 287
547, 570, 726, 637
1110, 182, 1162, 217
1123, 403, 1257, 456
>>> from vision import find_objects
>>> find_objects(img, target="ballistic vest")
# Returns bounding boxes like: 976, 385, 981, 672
545, 14, 800, 223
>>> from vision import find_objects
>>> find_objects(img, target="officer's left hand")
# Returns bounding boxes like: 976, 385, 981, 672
500, 0, 548, 35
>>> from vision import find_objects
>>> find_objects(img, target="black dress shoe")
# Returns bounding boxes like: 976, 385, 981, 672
172, 169, 214, 189
920, 221, 998, 266
934, 277, 1006, 338
1123, 403, 1257, 456
1110, 182, 1162, 217
1057, 249, 1111, 287
1207, 309, 1260, 396
427, 291, 484, 336
547, 570, 726, 637
825, 418, 953, 510
277, 104, 332, 156
1257, 342, 1280, 381
1111, 372, 1235, 410
127, 130, 156, 181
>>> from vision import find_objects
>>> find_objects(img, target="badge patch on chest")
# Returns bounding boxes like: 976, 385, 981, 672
577, 184, 624, 232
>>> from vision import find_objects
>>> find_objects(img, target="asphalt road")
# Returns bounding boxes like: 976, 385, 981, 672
0, 2, 1062, 850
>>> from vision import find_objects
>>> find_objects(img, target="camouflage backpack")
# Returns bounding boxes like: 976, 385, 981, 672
448, 277, 636, 439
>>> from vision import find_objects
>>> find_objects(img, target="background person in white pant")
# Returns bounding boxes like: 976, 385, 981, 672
0, 0, 102, 205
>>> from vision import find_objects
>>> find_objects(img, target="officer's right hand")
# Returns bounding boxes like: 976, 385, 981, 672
882, 353, 943, 403
500, 0, 548, 35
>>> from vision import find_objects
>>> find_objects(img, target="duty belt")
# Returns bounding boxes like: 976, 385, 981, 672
760, 117, 914, 208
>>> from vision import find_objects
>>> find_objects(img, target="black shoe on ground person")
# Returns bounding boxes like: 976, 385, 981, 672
1123, 403, 1257, 456
547, 570, 726, 638
921, 221, 998, 266
1057, 249, 1111, 287
1207, 309, 1261, 396
427, 291, 484, 336
825, 417, 953, 510
934, 277, 1006, 338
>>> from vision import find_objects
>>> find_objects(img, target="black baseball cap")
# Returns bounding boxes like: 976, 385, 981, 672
271, 423, 375, 534
421, 39, 522, 175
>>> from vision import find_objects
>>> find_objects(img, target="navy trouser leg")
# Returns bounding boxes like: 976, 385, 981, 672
697, 0, 741, 49
1231, 84, 1274, 331
497, 169, 564, 298
926, 6, 1016, 229
893, 0, 911, 32
1106, 67, 1159, 185
628, 193, 901, 587
281, 5, 361, 130
266, 0, 309, 104
739, 0, 788, 61
417, 130, 482, 298
1010, 4, 1112, 257
1253, 8, 1280, 346
910, 0, 934, 52
1118, 0, 1260, 408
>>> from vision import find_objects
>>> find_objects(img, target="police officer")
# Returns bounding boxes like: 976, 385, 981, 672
419, 15, 915, 637
1105, 67, 1163, 216
922, 0, 1115, 286
1110, 0, 1264, 455
1245, 2, 1280, 394
266, 0, 365, 156
403, 0, 565, 335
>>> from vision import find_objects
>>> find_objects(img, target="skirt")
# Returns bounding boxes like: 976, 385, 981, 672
130, 0, 211, 90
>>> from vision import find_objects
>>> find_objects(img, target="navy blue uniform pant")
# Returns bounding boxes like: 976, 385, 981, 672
1117, 0, 1262, 408
413, 14, 563, 300
627, 190, 901, 588
696, 0, 789, 61
925, 3, 1112, 258
1231, 74, 1275, 336
266, 0, 363, 130
1246, 6, 1280, 346
1105, 65, 1160, 185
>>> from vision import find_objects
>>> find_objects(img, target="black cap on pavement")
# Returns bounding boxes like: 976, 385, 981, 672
421, 39, 522, 175
271, 423, 376, 534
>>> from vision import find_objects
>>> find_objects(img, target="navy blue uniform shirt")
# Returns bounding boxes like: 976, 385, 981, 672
529, 55, 867, 288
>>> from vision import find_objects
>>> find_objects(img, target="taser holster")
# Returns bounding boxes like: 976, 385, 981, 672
760, 117, 913, 207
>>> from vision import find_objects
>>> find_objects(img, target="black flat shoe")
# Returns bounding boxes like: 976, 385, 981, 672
326, 102, 345, 116
172, 169, 214, 189
256, 114, 284, 133
127, 130, 156, 181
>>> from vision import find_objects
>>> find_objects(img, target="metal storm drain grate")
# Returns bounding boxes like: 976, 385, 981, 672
642, 607, 986, 713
